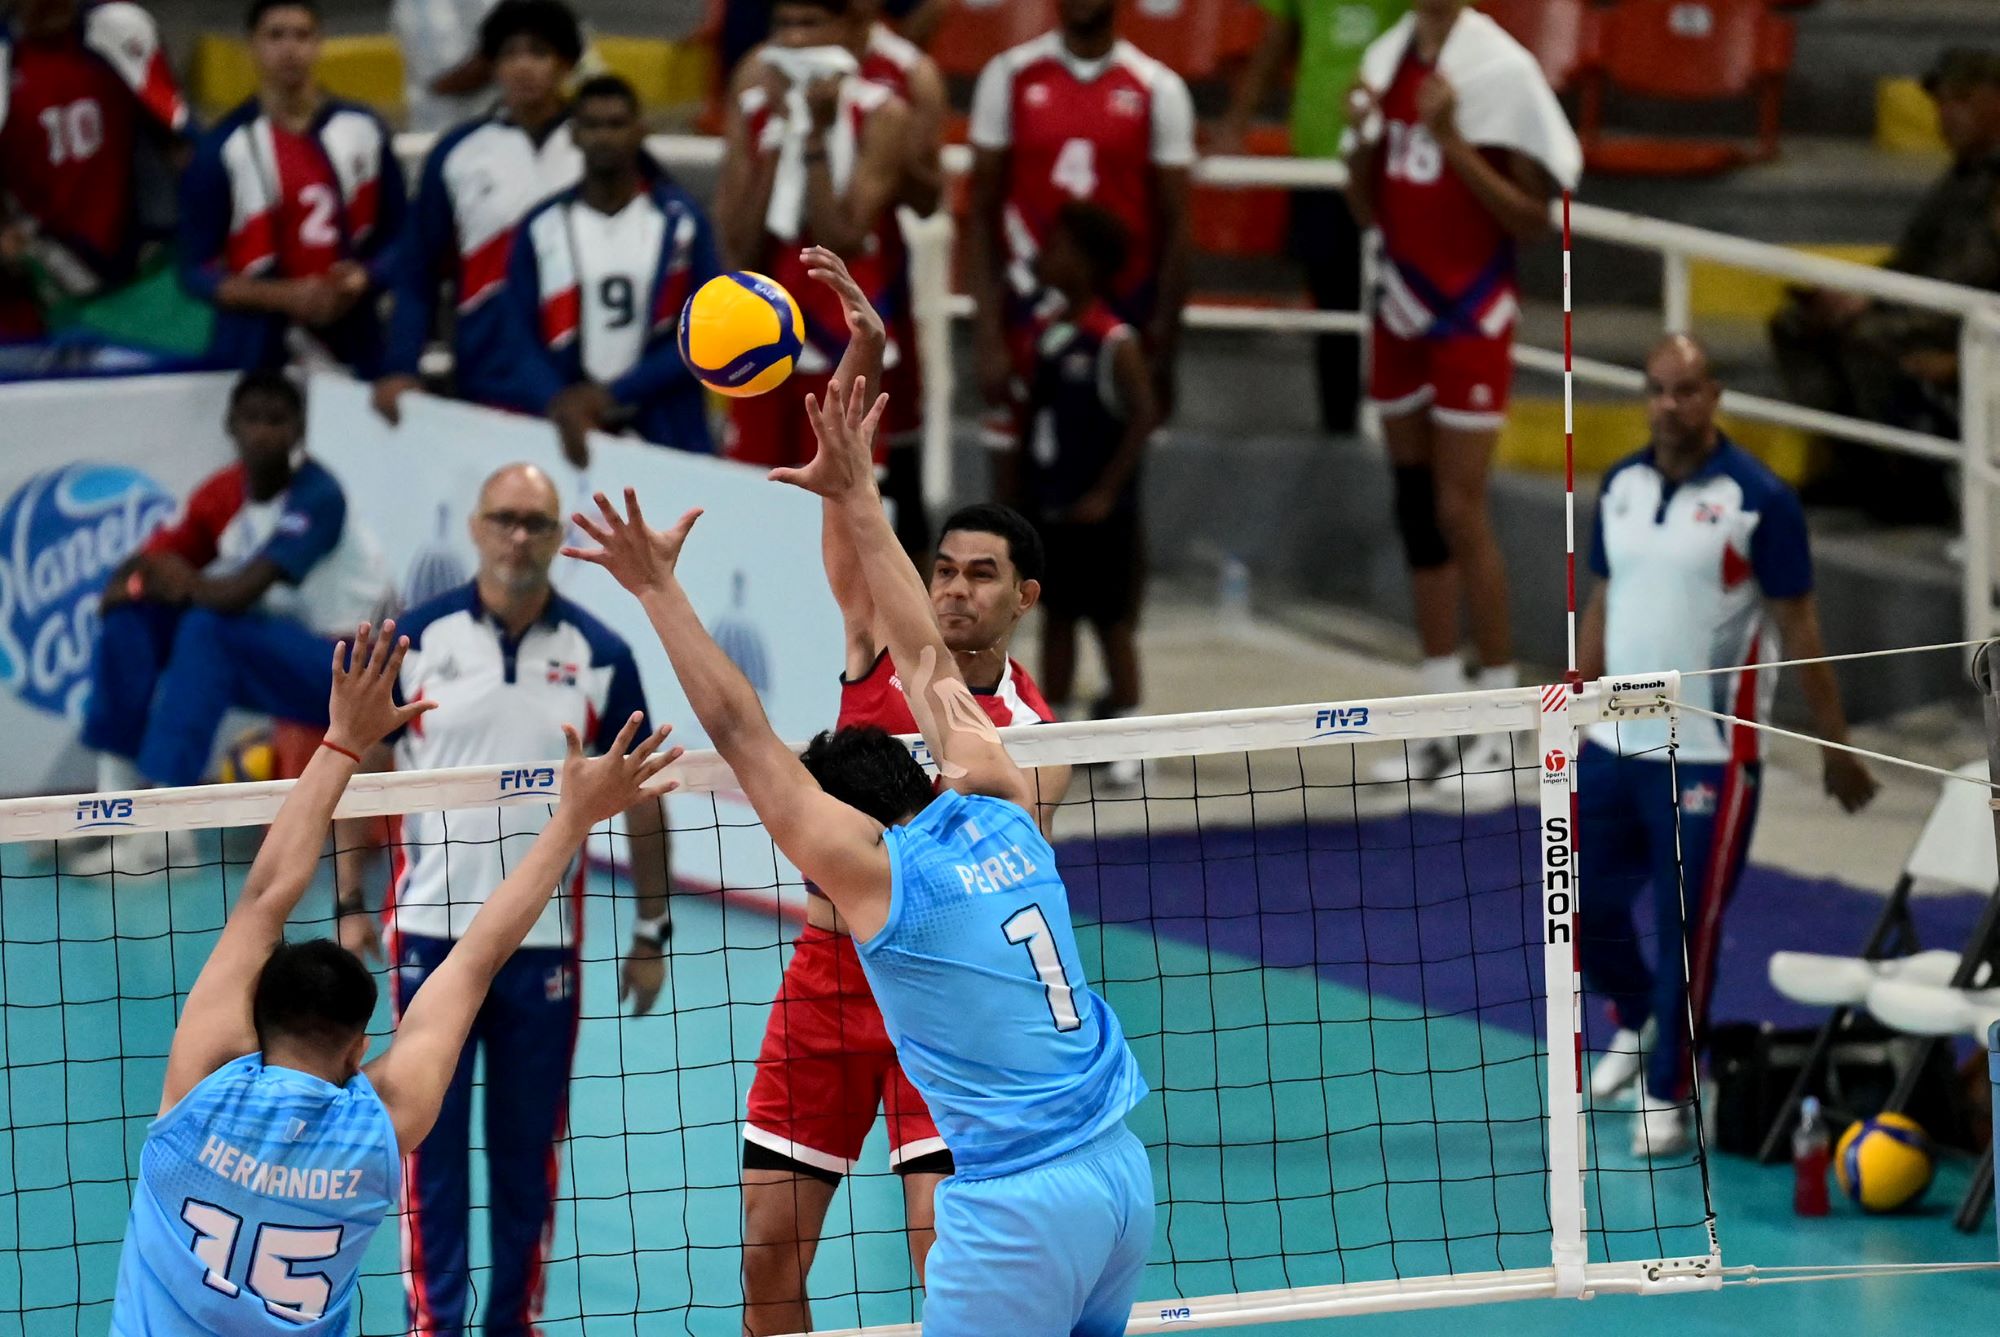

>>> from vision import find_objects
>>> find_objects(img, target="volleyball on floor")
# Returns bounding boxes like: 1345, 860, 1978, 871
1833, 1112, 1935, 1212
215, 728, 277, 785
678, 271, 804, 398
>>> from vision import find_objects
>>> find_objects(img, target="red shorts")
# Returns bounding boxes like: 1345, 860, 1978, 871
742, 924, 946, 1176
723, 369, 895, 470
1367, 321, 1514, 432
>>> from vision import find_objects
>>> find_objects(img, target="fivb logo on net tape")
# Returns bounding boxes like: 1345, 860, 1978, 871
0, 463, 176, 719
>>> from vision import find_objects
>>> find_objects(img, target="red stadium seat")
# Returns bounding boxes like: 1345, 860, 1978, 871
1579, 0, 1796, 177
1192, 122, 1291, 257
1480, 0, 1591, 93
1117, 0, 1226, 81
931, 0, 1056, 81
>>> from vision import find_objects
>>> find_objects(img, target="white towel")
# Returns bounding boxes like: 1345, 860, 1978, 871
746, 45, 872, 245
1344, 9, 1582, 191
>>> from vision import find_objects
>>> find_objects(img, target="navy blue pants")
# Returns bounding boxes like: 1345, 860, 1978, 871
1577, 743, 1761, 1101
392, 934, 580, 1336
81, 601, 333, 787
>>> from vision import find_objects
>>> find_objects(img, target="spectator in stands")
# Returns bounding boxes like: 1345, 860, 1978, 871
81, 372, 389, 805
179, 0, 406, 375
965, 0, 1195, 429
1012, 201, 1159, 781
1578, 334, 1876, 1158
1219, 0, 1400, 434
392, 0, 501, 134
376, 0, 583, 426
1343, 0, 1578, 781
847, 0, 945, 556
712, 0, 911, 478
719, 0, 942, 82
1769, 47, 2000, 524
501, 74, 723, 462
0, 0, 189, 341
356, 460, 672, 1337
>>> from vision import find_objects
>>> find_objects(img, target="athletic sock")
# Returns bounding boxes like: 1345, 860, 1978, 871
1419, 655, 1466, 698
1475, 663, 1520, 692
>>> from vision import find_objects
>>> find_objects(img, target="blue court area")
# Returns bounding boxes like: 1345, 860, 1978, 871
0, 804, 1990, 1336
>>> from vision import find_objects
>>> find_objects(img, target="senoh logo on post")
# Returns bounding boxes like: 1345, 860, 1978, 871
498, 766, 559, 796
1542, 815, 1573, 944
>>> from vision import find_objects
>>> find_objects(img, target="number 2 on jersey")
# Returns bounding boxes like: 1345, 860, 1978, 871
1003, 905, 1082, 1031
180, 1199, 342, 1320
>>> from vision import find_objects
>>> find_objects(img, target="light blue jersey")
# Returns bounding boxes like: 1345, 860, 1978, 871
111, 1054, 399, 1336
866, 789, 1148, 1179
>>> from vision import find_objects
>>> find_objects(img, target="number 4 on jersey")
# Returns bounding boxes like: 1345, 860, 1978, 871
1004, 905, 1082, 1031
1050, 138, 1098, 199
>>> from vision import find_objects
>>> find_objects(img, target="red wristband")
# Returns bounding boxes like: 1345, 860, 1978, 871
320, 738, 362, 763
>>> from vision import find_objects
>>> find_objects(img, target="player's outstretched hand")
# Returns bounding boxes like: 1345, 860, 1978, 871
802, 245, 884, 354
768, 374, 888, 501
564, 488, 703, 597
326, 620, 435, 755
557, 713, 682, 827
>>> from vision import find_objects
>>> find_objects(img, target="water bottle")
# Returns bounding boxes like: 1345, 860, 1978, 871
1218, 555, 1251, 627
1792, 1096, 1831, 1217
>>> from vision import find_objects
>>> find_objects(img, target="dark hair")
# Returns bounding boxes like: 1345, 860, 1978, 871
478, 0, 584, 66
252, 939, 377, 1052
244, 0, 318, 31
801, 726, 933, 827
771, 0, 852, 15
572, 72, 641, 113
939, 503, 1044, 585
229, 369, 304, 418
1051, 200, 1130, 293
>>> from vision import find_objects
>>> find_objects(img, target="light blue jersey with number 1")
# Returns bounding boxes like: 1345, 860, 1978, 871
110, 1054, 399, 1336
866, 789, 1155, 1336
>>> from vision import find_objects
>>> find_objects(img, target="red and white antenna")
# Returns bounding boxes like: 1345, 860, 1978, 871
1562, 190, 1580, 689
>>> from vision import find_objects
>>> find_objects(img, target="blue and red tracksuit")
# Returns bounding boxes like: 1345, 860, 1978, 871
177, 95, 406, 373
390, 935, 581, 1337
1578, 743, 1762, 1102
498, 176, 721, 453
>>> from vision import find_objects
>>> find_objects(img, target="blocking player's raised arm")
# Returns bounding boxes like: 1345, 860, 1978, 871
563, 491, 893, 925
809, 244, 890, 676
367, 715, 677, 1150
159, 621, 434, 1117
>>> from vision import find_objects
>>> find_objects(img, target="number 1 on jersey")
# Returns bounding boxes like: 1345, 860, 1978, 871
1003, 905, 1082, 1031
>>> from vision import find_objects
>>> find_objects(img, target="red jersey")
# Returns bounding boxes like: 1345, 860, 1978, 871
1370, 50, 1519, 341
265, 123, 348, 278
0, 35, 140, 265
739, 71, 907, 376
837, 648, 1055, 733
969, 34, 1194, 319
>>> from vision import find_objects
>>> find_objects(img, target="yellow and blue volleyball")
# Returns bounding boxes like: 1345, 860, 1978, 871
678, 271, 805, 398
216, 728, 277, 785
1833, 1112, 1934, 1213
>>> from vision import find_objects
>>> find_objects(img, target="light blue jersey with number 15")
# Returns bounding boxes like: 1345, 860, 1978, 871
110, 1054, 399, 1336
864, 789, 1147, 1179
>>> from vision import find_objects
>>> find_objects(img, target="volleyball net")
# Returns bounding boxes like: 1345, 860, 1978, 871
0, 676, 1723, 1335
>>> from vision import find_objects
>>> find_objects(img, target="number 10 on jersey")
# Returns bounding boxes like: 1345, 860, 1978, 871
1004, 905, 1083, 1032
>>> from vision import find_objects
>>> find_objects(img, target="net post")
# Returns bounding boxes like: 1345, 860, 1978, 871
1539, 683, 1588, 1297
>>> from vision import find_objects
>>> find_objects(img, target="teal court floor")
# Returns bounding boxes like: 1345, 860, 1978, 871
0, 834, 1991, 1337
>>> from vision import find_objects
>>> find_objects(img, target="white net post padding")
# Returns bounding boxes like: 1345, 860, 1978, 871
0, 677, 1722, 1334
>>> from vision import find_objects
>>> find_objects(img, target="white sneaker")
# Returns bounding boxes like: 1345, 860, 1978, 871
1589, 1021, 1656, 1103
1368, 739, 1459, 785
1631, 1092, 1691, 1158
56, 832, 169, 877
1102, 757, 1144, 790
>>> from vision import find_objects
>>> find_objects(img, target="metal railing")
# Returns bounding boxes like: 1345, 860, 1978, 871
392, 132, 2000, 639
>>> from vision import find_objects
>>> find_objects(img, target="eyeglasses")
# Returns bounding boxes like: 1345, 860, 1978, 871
481, 510, 562, 538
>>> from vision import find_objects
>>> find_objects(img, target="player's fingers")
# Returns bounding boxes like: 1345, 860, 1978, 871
562, 722, 583, 762
366, 620, 397, 676
767, 466, 801, 487
610, 710, 645, 757
570, 510, 612, 545
862, 391, 889, 437
623, 486, 646, 530
669, 507, 703, 542
627, 722, 672, 763
382, 634, 412, 684
592, 490, 623, 531
559, 545, 608, 566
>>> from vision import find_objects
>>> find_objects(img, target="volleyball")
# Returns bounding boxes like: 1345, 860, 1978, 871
678, 271, 805, 398
1833, 1113, 1935, 1213
215, 728, 277, 786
